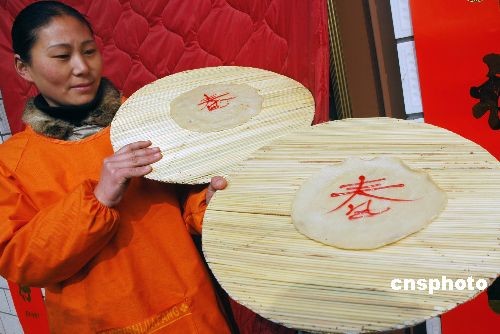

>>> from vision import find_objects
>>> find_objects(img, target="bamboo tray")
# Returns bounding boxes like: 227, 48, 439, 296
110, 66, 315, 184
202, 117, 500, 333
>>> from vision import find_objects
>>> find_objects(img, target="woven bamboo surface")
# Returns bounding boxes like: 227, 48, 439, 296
110, 66, 315, 184
203, 117, 500, 333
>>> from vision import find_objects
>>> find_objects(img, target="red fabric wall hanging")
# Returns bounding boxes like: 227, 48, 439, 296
411, 0, 500, 159
411, 1, 500, 333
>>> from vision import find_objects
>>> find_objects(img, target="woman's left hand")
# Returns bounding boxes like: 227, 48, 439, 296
206, 176, 227, 204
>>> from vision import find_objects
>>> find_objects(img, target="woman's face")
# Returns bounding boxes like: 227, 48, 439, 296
17, 15, 103, 107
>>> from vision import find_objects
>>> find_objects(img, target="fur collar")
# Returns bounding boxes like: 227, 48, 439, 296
22, 78, 121, 140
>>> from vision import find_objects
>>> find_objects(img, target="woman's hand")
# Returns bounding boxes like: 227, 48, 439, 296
94, 141, 162, 207
206, 176, 227, 204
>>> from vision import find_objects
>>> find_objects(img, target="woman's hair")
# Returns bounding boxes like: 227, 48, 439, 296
12, 1, 94, 63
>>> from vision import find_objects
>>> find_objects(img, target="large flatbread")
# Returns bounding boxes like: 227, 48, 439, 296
292, 156, 447, 249
170, 83, 263, 133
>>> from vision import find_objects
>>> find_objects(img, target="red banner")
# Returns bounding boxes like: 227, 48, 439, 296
411, 1, 500, 332
411, 0, 500, 159
7, 281, 50, 334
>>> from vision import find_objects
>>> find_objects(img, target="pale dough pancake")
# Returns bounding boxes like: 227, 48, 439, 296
170, 83, 263, 132
292, 156, 447, 249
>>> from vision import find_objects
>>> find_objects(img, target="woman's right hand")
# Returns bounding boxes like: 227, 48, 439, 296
94, 140, 162, 207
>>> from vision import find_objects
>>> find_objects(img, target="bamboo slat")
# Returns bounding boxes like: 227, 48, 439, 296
202, 117, 500, 333
110, 66, 315, 184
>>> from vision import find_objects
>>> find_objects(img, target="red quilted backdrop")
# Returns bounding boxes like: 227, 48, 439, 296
0, 1, 329, 332
0, 0, 330, 134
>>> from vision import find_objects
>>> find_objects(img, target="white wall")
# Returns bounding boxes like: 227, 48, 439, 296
0, 92, 12, 144
390, 0, 424, 122
0, 277, 22, 334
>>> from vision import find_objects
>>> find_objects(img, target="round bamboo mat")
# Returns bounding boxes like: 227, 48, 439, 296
203, 117, 500, 333
110, 66, 315, 184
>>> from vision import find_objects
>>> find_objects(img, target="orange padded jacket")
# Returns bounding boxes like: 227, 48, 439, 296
0, 125, 230, 333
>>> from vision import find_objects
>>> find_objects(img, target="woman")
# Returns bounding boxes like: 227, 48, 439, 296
0, 1, 230, 332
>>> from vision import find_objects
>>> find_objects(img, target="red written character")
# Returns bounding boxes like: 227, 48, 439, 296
198, 92, 236, 111
329, 175, 413, 220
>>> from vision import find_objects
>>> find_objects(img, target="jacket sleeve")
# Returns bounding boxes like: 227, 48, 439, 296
0, 164, 120, 287
181, 185, 209, 235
